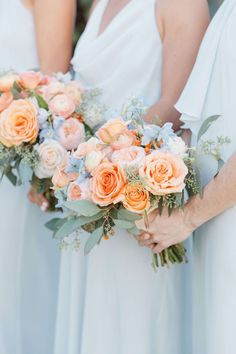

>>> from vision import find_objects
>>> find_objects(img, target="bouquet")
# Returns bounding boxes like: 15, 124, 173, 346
0, 71, 103, 211
47, 105, 202, 268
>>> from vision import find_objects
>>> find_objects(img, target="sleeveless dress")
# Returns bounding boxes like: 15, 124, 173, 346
0, 1, 59, 353
54, 2, 191, 354
176, 1, 236, 353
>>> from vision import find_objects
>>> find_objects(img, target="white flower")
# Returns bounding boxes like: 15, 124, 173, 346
167, 137, 188, 157
84, 150, 103, 173
34, 139, 67, 178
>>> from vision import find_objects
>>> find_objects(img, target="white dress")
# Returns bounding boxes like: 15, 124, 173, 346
0, 1, 60, 353
54, 1, 191, 354
176, 1, 236, 353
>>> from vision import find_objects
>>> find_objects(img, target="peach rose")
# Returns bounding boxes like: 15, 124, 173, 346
0, 99, 39, 147
111, 131, 136, 150
97, 117, 128, 144
90, 162, 126, 206
0, 73, 18, 92
64, 81, 83, 105
67, 180, 90, 201
49, 94, 75, 118
112, 146, 145, 167
0, 92, 13, 113
52, 155, 79, 190
123, 184, 150, 213
139, 151, 188, 195
41, 81, 65, 101
19, 71, 42, 90
73, 137, 100, 159
58, 118, 85, 150
34, 140, 67, 179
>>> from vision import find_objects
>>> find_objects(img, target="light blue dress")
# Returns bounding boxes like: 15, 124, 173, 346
0, 1, 59, 353
176, 1, 236, 353
54, 1, 192, 354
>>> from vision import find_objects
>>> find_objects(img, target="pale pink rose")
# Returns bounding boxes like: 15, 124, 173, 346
67, 180, 90, 201
64, 81, 83, 105
139, 151, 188, 195
73, 137, 100, 159
52, 155, 79, 190
34, 140, 67, 179
58, 118, 85, 150
49, 94, 76, 118
0, 73, 18, 92
0, 92, 13, 113
111, 131, 136, 150
85, 150, 104, 173
19, 71, 42, 90
41, 81, 65, 101
112, 146, 145, 167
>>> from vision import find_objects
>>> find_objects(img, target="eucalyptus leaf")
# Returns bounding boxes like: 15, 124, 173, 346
35, 93, 49, 110
45, 217, 68, 232
128, 226, 140, 236
5, 170, 17, 186
77, 211, 104, 226
64, 200, 101, 217
84, 227, 103, 255
54, 218, 82, 239
117, 208, 142, 222
114, 219, 135, 230
18, 162, 33, 184
197, 115, 220, 142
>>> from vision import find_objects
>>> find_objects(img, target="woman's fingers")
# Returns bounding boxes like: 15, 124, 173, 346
27, 188, 49, 211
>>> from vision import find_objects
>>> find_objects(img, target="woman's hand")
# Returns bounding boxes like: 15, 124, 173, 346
136, 207, 194, 254
28, 187, 49, 212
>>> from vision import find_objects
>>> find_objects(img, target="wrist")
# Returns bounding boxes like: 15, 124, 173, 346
183, 195, 205, 232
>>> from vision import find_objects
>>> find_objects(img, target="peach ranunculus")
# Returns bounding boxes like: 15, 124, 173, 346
41, 81, 65, 101
67, 180, 90, 201
73, 137, 100, 159
49, 94, 76, 119
52, 155, 79, 190
0, 73, 18, 92
0, 99, 39, 147
139, 151, 188, 195
111, 146, 145, 167
0, 92, 13, 113
111, 131, 136, 150
58, 118, 85, 150
34, 140, 67, 179
84, 150, 104, 173
64, 81, 83, 105
123, 183, 150, 213
90, 162, 126, 206
96, 117, 128, 144
19, 71, 42, 90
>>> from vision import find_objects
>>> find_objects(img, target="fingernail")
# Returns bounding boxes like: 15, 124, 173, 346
143, 234, 150, 240
41, 202, 48, 212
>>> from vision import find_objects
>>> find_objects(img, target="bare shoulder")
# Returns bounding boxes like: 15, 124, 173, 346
157, 0, 210, 32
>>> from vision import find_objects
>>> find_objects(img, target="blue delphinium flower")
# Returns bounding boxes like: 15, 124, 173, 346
38, 108, 50, 129
65, 156, 84, 174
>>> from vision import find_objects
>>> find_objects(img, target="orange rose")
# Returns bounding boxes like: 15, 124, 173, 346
0, 92, 13, 113
19, 71, 42, 90
0, 73, 18, 92
97, 117, 127, 144
0, 99, 39, 147
90, 162, 126, 206
123, 184, 150, 213
139, 151, 188, 195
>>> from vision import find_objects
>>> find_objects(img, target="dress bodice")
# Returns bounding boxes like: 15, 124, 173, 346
0, 0, 39, 71
72, 0, 162, 113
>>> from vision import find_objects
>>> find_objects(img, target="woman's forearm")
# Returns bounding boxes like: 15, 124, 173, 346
185, 152, 236, 230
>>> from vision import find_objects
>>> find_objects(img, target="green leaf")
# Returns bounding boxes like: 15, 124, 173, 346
54, 218, 82, 239
45, 217, 68, 232
84, 227, 103, 255
34, 93, 49, 110
5, 170, 17, 186
128, 226, 140, 236
76, 211, 104, 226
10, 81, 21, 99
18, 161, 33, 184
117, 208, 142, 222
114, 219, 135, 230
64, 200, 101, 217
197, 115, 220, 142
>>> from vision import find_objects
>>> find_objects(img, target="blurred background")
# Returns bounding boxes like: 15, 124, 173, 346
75, 0, 224, 42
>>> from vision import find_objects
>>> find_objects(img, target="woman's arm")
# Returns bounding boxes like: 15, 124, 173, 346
137, 152, 236, 253
32, 0, 76, 73
145, 0, 209, 130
